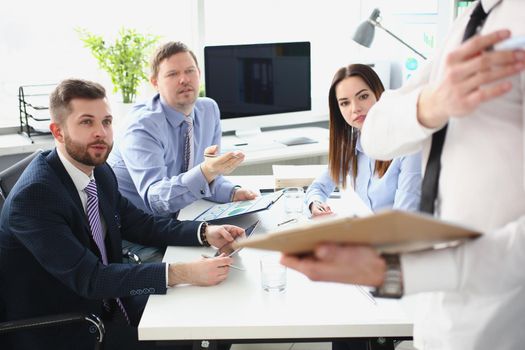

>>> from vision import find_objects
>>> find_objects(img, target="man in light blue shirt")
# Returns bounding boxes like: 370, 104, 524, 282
109, 42, 256, 264
108, 42, 256, 218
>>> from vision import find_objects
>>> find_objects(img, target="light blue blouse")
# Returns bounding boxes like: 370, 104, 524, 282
305, 139, 421, 213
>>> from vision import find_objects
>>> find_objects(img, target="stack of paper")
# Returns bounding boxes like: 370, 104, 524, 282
272, 164, 326, 189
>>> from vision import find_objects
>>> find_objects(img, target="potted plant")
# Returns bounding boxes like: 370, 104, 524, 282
77, 27, 159, 103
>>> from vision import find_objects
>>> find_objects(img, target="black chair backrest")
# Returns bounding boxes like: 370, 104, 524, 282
0, 150, 43, 199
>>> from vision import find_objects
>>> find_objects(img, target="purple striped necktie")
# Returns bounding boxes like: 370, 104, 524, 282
183, 116, 194, 172
85, 180, 130, 324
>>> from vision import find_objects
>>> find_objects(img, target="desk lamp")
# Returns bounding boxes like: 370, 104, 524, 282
353, 8, 427, 60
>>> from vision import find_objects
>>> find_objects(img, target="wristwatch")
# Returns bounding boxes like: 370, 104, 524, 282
371, 254, 404, 298
199, 222, 210, 247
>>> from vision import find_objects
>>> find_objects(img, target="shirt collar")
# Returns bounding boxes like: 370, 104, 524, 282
57, 148, 94, 192
159, 94, 195, 128
355, 135, 363, 154
480, 0, 502, 13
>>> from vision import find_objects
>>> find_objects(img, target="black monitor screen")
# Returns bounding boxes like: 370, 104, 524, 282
204, 42, 311, 119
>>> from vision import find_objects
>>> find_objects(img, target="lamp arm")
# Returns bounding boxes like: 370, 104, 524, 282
374, 21, 427, 60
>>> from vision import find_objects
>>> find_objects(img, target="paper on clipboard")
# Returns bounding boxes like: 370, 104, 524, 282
234, 210, 481, 254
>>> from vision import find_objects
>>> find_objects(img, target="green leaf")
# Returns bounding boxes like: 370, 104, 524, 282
76, 27, 160, 103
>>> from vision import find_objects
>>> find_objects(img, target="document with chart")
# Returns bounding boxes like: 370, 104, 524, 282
194, 191, 284, 222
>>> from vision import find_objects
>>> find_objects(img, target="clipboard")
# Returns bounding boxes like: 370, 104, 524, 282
234, 210, 482, 254
194, 191, 284, 222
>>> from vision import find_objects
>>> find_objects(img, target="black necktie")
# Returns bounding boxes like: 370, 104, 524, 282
419, 2, 488, 214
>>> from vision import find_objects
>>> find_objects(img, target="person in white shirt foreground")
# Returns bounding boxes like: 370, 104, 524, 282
282, 1, 525, 349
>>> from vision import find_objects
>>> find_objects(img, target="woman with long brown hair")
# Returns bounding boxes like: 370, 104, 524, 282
306, 64, 421, 216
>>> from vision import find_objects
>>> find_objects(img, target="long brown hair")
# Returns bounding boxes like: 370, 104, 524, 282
328, 64, 391, 189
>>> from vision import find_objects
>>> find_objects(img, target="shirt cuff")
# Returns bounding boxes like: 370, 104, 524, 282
165, 263, 169, 288
401, 248, 459, 294
307, 195, 324, 206
182, 165, 213, 198
197, 222, 205, 245
230, 185, 241, 202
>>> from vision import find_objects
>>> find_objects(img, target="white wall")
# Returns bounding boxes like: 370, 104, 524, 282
204, 0, 366, 115
0, 0, 198, 127
0, 0, 450, 128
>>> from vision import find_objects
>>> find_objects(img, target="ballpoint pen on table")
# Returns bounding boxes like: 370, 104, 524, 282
277, 218, 298, 226
201, 254, 245, 271
356, 285, 377, 305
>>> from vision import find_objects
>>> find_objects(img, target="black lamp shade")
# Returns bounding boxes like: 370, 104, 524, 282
353, 20, 375, 47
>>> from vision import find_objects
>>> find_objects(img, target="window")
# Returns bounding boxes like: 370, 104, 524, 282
0, 0, 197, 127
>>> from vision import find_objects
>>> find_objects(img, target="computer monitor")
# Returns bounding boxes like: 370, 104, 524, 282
204, 42, 316, 134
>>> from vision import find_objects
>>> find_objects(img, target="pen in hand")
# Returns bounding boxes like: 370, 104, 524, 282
201, 254, 245, 271
311, 201, 328, 213
203, 153, 240, 158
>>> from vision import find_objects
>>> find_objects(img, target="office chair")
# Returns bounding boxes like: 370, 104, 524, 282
0, 150, 106, 349
0, 313, 105, 350
0, 149, 43, 199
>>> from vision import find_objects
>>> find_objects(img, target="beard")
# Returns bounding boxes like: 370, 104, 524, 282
64, 135, 112, 167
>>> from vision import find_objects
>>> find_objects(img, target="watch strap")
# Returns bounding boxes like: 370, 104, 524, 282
371, 254, 404, 298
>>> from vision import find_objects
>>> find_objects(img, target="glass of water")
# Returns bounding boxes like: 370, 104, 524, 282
260, 254, 287, 293
283, 187, 305, 215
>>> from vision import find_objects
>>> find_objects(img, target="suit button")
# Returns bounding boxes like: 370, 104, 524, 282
149, 288, 155, 293
143, 288, 149, 294
137, 289, 143, 295
200, 189, 205, 195
130, 290, 136, 296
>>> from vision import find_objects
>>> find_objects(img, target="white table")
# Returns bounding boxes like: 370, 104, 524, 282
223, 127, 329, 167
138, 176, 413, 347
222, 126, 330, 176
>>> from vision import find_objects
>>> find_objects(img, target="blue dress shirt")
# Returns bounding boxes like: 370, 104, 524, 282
108, 94, 236, 215
305, 139, 421, 213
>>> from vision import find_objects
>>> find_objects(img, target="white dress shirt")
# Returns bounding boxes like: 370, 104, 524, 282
361, 0, 525, 349
56, 149, 107, 237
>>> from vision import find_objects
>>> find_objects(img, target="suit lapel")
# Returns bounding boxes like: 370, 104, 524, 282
47, 149, 122, 262
45, 150, 92, 239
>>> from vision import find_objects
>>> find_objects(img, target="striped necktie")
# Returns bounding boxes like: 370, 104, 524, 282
85, 180, 130, 324
183, 116, 194, 172
419, 2, 489, 214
